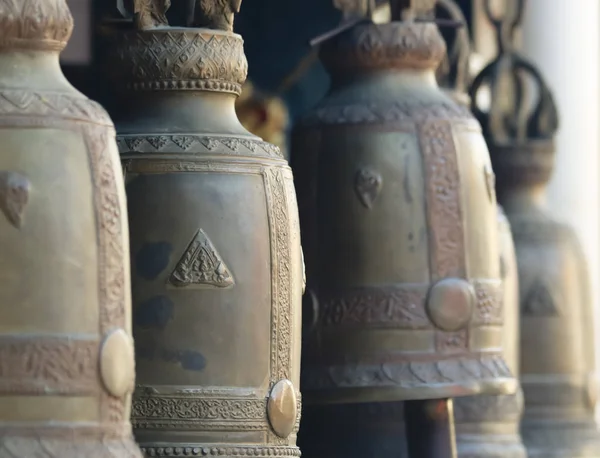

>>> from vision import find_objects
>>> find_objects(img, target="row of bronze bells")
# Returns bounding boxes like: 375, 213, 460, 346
0, 0, 597, 457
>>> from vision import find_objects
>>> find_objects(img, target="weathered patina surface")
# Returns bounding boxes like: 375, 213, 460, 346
101, 1, 303, 456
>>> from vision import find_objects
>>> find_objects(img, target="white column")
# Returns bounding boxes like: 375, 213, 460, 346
521, 0, 600, 384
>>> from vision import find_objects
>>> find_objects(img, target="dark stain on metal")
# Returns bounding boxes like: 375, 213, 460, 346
179, 350, 207, 371
136, 241, 173, 280
135, 295, 174, 329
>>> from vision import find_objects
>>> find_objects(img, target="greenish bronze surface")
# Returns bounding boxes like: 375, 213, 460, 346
471, 1, 600, 456
0, 0, 140, 456
293, 11, 515, 405
100, 2, 303, 457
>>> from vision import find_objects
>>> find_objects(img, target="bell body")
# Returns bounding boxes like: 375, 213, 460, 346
492, 143, 600, 457
0, 0, 140, 456
454, 207, 527, 458
105, 28, 303, 456
294, 21, 515, 405
298, 208, 525, 458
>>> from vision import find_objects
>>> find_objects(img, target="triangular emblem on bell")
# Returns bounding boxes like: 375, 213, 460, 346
170, 229, 235, 288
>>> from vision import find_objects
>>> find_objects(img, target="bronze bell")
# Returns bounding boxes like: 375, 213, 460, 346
470, 0, 600, 456
99, 1, 303, 456
293, 0, 516, 406
454, 208, 527, 458
0, 0, 140, 456
297, 208, 522, 458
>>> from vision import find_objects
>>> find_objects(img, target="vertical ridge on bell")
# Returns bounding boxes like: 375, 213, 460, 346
470, 0, 600, 456
294, 0, 515, 408
0, 0, 141, 456
97, 1, 303, 457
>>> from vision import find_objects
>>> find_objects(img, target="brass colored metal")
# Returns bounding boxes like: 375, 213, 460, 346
101, 1, 303, 457
0, 0, 140, 456
293, 3, 515, 405
471, 0, 600, 456
454, 208, 527, 458
297, 209, 524, 458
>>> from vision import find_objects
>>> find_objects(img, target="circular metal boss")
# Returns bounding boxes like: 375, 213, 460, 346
267, 379, 298, 438
99, 328, 136, 398
426, 278, 475, 332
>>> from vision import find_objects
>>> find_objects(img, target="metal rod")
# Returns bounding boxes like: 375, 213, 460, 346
404, 398, 458, 458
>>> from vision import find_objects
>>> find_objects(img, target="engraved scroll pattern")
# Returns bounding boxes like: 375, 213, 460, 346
419, 121, 468, 352
264, 168, 293, 383
0, 337, 98, 394
83, 123, 129, 424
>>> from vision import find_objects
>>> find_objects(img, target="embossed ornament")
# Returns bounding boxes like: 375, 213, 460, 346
0, 171, 30, 229
354, 168, 383, 209
170, 229, 235, 288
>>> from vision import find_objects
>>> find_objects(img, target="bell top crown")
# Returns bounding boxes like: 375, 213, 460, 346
470, 0, 559, 146
101, 0, 247, 95
112, 0, 242, 32
470, 0, 559, 187
0, 0, 74, 52
434, 0, 470, 104
319, 0, 446, 76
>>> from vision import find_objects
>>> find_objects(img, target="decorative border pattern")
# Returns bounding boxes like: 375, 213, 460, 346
419, 121, 468, 353
107, 31, 248, 95
140, 445, 302, 457
302, 353, 512, 390
302, 100, 478, 126
0, 336, 98, 394
264, 168, 293, 383
0, 90, 112, 126
82, 123, 130, 424
132, 396, 265, 426
316, 280, 502, 329
117, 135, 283, 159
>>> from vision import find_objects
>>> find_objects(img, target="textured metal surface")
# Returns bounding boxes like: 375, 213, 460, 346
0, 0, 140, 456
293, 17, 515, 405
100, 3, 303, 456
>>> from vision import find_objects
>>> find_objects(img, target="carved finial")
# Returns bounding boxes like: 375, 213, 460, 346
117, 0, 242, 31
191, 0, 243, 31
470, 0, 559, 145
134, 0, 171, 29
435, 0, 470, 97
